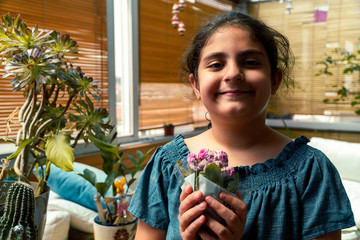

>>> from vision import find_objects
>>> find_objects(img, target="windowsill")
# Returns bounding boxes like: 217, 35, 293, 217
266, 116, 360, 132
0, 127, 208, 160
2, 117, 358, 159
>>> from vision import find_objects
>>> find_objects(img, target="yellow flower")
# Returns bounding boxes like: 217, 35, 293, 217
114, 177, 126, 194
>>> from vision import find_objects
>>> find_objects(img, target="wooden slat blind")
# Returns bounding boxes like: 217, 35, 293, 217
0, 0, 108, 140
250, 0, 360, 117
138, 0, 236, 128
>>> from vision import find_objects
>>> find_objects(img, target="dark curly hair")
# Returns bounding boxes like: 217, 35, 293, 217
181, 11, 294, 92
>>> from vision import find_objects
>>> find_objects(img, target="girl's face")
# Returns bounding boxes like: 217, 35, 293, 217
190, 26, 281, 123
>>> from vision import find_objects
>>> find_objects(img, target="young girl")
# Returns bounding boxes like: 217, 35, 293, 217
128, 12, 354, 239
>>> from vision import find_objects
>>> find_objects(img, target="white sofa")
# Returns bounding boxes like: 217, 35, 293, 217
43, 137, 360, 240
308, 137, 360, 239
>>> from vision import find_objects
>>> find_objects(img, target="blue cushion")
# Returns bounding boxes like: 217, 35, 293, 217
47, 162, 108, 211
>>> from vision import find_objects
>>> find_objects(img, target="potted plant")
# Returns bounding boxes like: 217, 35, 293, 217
0, 13, 115, 239
163, 122, 175, 136
78, 131, 152, 240
314, 42, 360, 115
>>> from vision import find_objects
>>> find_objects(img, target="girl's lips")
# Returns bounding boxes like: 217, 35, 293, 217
218, 90, 254, 95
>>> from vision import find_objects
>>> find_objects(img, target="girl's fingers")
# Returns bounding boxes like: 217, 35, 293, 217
178, 200, 207, 229
179, 185, 204, 215
204, 193, 247, 238
180, 214, 206, 239
198, 227, 219, 240
179, 184, 193, 201
219, 192, 247, 224
179, 185, 208, 239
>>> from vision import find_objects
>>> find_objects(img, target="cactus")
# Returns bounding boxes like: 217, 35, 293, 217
0, 182, 38, 240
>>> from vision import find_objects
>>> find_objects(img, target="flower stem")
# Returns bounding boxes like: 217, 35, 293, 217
194, 171, 199, 191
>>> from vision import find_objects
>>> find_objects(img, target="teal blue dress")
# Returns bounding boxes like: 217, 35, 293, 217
128, 135, 355, 239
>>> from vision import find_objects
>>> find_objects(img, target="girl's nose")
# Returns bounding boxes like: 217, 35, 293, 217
224, 62, 243, 82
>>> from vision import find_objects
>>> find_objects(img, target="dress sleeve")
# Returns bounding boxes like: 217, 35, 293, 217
128, 146, 170, 230
298, 148, 355, 238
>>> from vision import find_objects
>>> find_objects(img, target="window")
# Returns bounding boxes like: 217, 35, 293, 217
109, 0, 139, 141
248, 0, 360, 134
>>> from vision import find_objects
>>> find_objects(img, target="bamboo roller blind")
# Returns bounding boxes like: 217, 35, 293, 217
250, 0, 360, 116
139, 0, 236, 84
138, 0, 236, 128
0, 0, 108, 140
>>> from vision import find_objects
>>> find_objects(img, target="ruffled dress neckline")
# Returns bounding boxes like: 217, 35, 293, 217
176, 134, 310, 191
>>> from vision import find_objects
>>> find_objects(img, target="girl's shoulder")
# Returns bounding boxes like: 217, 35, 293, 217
151, 134, 190, 167
236, 136, 334, 190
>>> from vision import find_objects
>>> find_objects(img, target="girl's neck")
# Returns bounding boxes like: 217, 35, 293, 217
208, 117, 270, 150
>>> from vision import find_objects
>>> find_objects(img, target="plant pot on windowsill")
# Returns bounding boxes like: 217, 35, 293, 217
163, 124, 175, 136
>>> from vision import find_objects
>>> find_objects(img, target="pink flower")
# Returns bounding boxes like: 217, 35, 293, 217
187, 152, 197, 165
222, 166, 235, 177
197, 159, 209, 171
197, 149, 208, 160
218, 151, 228, 162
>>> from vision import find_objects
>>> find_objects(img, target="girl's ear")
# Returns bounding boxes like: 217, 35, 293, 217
272, 69, 283, 95
190, 74, 201, 100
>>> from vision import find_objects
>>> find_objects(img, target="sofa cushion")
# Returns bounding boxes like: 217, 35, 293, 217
308, 137, 360, 182
47, 162, 108, 211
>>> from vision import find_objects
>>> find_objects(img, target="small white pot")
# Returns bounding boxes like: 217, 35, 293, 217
93, 216, 138, 240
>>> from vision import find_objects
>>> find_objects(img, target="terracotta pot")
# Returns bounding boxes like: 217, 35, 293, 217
0, 181, 50, 239
163, 125, 174, 136
93, 215, 138, 240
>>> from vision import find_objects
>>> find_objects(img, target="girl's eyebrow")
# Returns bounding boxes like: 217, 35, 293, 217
202, 49, 265, 62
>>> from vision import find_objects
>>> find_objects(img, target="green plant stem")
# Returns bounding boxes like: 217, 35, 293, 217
16, 128, 23, 146
71, 123, 88, 149
13, 152, 30, 184
24, 87, 37, 138
52, 85, 60, 104
27, 85, 47, 135
194, 171, 199, 191
18, 88, 34, 122
33, 94, 74, 140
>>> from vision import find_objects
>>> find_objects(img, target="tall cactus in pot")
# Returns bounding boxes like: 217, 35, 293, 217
0, 182, 38, 240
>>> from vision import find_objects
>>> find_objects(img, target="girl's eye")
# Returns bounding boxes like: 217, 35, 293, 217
208, 62, 224, 69
244, 60, 260, 67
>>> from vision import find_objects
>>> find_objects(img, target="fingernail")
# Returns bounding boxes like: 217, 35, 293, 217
219, 192, 226, 200
198, 201, 206, 210
194, 192, 202, 200
205, 197, 213, 205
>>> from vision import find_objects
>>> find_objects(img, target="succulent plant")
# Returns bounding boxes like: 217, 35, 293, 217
0, 12, 114, 195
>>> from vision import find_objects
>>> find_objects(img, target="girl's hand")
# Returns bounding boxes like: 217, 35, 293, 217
178, 184, 208, 240
199, 192, 247, 240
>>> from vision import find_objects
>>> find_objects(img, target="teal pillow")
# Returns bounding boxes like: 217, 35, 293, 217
47, 162, 109, 211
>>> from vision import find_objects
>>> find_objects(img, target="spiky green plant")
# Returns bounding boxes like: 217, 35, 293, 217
0, 182, 38, 240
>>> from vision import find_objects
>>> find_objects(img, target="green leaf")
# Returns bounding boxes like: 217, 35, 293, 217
6, 137, 38, 161
104, 171, 116, 193
95, 182, 108, 197
202, 163, 223, 187
45, 134, 74, 171
88, 135, 120, 159
128, 155, 138, 166
78, 168, 97, 186
351, 101, 358, 106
